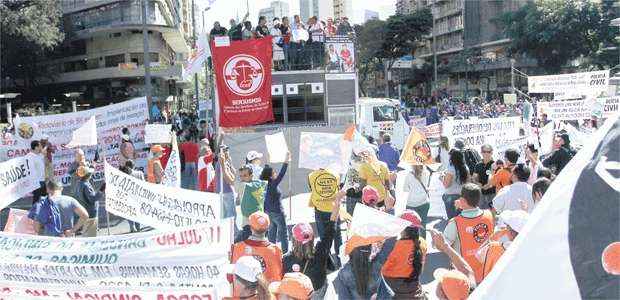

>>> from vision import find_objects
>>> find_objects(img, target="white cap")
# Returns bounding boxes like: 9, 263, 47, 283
499, 210, 529, 233
232, 256, 262, 283
246, 151, 263, 162
122, 134, 130, 141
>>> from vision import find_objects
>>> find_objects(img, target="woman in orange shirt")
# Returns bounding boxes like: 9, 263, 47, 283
377, 210, 427, 299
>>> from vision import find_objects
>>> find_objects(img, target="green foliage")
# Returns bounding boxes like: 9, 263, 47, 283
498, 0, 616, 73
1, 0, 64, 88
380, 9, 433, 68
354, 20, 387, 96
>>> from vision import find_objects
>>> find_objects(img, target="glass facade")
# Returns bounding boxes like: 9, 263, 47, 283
68, 0, 169, 32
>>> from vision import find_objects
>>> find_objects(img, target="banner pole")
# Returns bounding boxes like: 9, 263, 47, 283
288, 128, 292, 222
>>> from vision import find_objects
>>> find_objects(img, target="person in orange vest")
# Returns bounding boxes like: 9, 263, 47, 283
427, 228, 475, 300
146, 145, 164, 184
231, 211, 283, 283
443, 183, 494, 284
478, 210, 529, 282
269, 272, 315, 300
224, 255, 270, 300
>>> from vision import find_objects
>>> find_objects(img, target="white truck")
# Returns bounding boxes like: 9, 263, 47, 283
356, 97, 410, 150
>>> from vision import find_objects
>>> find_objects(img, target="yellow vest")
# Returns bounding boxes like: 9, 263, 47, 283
308, 169, 339, 212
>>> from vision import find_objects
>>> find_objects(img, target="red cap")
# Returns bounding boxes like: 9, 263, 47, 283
292, 223, 314, 244
362, 186, 379, 206
400, 210, 423, 229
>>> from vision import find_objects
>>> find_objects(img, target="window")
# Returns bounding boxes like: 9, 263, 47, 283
373, 105, 397, 122
129, 52, 160, 65
105, 54, 125, 68
87, 58, 99, 69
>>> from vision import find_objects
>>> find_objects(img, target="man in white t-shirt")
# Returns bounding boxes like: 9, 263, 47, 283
492, 163, 534, 214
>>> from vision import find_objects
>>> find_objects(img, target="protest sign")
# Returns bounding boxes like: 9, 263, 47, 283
470, 116, 619, 300
265, 132, 288, 163
65, 116, 97, 148
0, 220, 233, 293
442, 117, 522, 150
594, 96, 620, 119
494, 136, 528, 162
0, 154, 44, 210
350, 204, 411, 239
144, 124, 172, 144
105, 162, 221, 230
400, 127, 433, 165
298, 132, 347, 174
503, 93, 517, 105
536, 99, 594, 121
423, 123, 441, 139
527, 70, 609, 94
162, 132, 181, 188
409, 117, 427, 129
0, 98, 149, 185
3, 209, 35, 234
0, 284, 217, 300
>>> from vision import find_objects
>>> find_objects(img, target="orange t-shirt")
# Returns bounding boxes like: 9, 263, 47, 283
231, 239, 283, 283
381, 238, 427, 279
491, 167, 512, 192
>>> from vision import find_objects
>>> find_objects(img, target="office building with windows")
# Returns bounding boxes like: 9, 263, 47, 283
259, 1, 290, 24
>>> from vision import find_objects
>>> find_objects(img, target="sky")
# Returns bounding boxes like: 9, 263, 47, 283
198, 0, 396, 33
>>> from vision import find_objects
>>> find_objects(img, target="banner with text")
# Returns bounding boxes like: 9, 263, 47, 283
528, 70, 609, 94
423, 123, 441, 139
105, 163, 221, 230
0, 98, 149, 185
441, 117, 522, 151
0, 154, 44, 210
593, 97, 620, 119
0, 284, 217, 300
536, 99, 594, 121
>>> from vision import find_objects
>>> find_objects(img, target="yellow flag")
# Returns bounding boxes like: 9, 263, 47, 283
400, 126, 433, 165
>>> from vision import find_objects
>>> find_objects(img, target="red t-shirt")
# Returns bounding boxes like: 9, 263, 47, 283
160, 146, 171, 169
179, 142, 200, 163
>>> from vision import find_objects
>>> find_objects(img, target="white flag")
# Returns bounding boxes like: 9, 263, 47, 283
350, 204, 411, 238
66, 116, 97, 148
265, 131, 289, 163
183, 32, 210, 80
162, 132, 181, 187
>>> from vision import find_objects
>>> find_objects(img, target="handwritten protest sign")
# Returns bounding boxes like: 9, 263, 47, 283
0, 97, 149, 185
162, 132, 181, 187
409, 117, 427, 129
105, 162, 221, 230
594, 97, 619, 119
0, 154, 44, 210
144, 124, 172, 144
424, 123, 441, 139
536, 99, 594, 121
528, 70, 609, 94
0, 220, 232, 294
265, 132, 288, 163
442, 117, 522, 151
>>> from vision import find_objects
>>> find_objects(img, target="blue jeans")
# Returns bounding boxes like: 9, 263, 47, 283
182, 162, 197, 190
314, 209, 342, 255
221, 193, 238, 234
267, 211, 288, 253
442, 194, 461, 220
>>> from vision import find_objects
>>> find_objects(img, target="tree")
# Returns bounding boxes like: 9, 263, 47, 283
498, 0, 615, 73
380, 9, 433, 73
354, 20, 387, 96
1, 0, 64, 90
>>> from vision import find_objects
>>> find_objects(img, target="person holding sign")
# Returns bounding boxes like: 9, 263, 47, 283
147, 145, 164, 184
236, 164, 268, 242
308, 167, 343, 259
358, 150, 391, 206
262, 152, 291, 253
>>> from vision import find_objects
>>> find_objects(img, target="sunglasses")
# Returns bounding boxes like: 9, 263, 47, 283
481, 150, 492, 153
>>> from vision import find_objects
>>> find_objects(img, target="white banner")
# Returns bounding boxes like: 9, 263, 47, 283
0, 220, 232, 293
144, 124, 172, 144
265, 131, 289, 163
1, 98, 149, 185
0, 284, 217, 300
494, 136, 528, 162
594, 96, 620, 119
0, 154, 44, 209
423, 123, 441, 139
441, 117, 522, 150
66, 116, 97, 148
162, 133, 181, 188
537, 99, 594, 121
528, 70, 609, 94
298, 132, 347, 174
105, 162, 221, 230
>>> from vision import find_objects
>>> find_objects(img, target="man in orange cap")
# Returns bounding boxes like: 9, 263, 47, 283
426, 229, 475, 300
269, 272, 314, 300
231, 211, 283, 283
147, 145, 164, 184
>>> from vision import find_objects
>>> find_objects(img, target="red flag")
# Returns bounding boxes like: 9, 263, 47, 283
211, 37, 274, 127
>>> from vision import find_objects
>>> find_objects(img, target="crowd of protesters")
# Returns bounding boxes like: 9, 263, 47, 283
209, 14, 355, 71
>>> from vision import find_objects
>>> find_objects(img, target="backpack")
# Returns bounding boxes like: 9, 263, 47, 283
463, 149, 481, 175
38, 197, 63, 236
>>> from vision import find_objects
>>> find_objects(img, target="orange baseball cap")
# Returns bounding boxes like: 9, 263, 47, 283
344, 234, 385, 256
269, 272, 314, 300
150, 145, 163, 153
434, 268, 470, 300
249, 211, 270, 232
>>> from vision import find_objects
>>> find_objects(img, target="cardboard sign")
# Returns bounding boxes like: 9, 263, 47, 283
144, 124, 172, 144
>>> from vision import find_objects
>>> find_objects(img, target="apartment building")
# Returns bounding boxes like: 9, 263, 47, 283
411, 0, 537, 98
29, 0, 193, 108
396, 0, 416, 15
259, 1, 290, 24
333, 0, 353, 19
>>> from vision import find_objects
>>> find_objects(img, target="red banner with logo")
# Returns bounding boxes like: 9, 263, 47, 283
211, 37, 274, 127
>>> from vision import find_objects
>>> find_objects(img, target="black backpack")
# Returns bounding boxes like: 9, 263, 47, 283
463, 149, 481, 175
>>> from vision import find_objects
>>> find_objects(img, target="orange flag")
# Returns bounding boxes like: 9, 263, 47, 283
400, 126, 433, 165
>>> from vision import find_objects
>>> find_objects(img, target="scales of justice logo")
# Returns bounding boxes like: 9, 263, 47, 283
223, 54, 265, 96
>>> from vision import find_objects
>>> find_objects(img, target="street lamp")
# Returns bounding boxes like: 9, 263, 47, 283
63, 92, 82, 112
0, 93, 21, 125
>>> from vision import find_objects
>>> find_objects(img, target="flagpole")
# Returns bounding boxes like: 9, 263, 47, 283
287, 129, 292, 223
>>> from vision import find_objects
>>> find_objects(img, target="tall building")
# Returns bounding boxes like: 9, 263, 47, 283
259, 1, 290, 23
396, 0, 416, 15
299, 0, 315, 21
333, 0, 352, 19
16, 0, 194, 108
411, 0, 536, 98
364, 9, 379, 22
300, 0, 333, 21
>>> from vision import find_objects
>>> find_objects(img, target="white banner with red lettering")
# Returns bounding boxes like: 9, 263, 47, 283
0, 220, 233, 294
0, 97, 149, 185
0, 284, 217, 300
105, 162, 221, 230
423, 123, 441, 139
442, 117, 522, 150
0, 154, 44, 209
